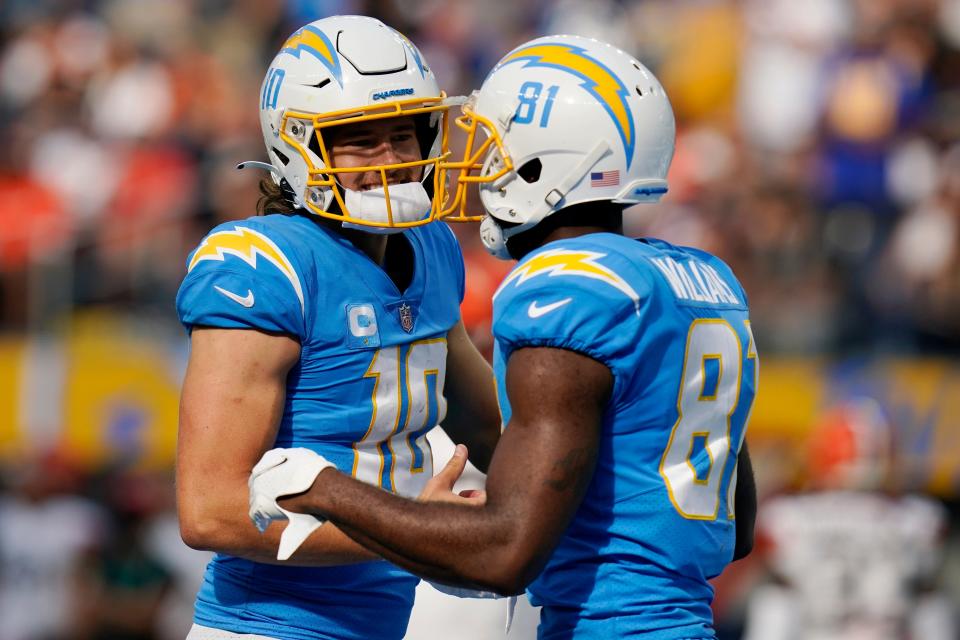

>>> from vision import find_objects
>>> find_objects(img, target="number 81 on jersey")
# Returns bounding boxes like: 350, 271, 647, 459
660, 319, 758, 520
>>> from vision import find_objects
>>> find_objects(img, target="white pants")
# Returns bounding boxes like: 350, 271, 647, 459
187, 624, 279, 640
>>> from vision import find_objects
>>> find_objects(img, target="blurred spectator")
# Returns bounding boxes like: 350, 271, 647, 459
738, 0, 852, 153
74, 469, 174, 640
0, 450, 106, 640
742, 398, 957, 640
871, 142, 960, 349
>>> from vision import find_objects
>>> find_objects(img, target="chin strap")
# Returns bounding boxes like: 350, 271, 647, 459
540, 139, 610, 212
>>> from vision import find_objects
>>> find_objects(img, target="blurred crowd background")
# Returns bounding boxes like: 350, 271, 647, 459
1, 0, 959, 638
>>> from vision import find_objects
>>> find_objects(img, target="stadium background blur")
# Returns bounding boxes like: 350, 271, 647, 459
0, 0, 958, 638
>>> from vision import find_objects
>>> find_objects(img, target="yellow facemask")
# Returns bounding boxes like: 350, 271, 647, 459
438, 97, 515, 223
279, 94, 458, 229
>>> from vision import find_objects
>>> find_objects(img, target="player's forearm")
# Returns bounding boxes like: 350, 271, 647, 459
330, 521, 492, 589
248, 522, 378, 566
289, 469, 525, 593
179, 496, 376, 565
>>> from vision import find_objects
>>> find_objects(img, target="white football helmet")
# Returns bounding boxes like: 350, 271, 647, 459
443, 35, 676, 258
251, 15, 457, 230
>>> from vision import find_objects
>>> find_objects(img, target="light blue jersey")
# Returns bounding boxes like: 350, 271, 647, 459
176, 213, 464, 640
492, 233, 758, 640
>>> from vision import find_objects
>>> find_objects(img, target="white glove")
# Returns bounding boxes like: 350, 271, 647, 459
248, 447, 335, 561
426, 580, 502, 599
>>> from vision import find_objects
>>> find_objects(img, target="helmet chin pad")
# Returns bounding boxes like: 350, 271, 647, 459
479, 216, 513, 260
340, 182, 433, 230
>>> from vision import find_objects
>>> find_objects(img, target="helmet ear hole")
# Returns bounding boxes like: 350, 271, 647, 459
517, 158, 542, 183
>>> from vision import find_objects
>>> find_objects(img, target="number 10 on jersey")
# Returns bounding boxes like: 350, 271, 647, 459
352, 340, 447, 497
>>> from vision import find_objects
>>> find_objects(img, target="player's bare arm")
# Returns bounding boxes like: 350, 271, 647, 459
439, 319, 501, 472
277, 345, 612, 594
733, 442, 757, 561
177, 327, 375, 565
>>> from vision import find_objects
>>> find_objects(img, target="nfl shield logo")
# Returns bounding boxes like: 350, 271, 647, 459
398, 303, 414, 332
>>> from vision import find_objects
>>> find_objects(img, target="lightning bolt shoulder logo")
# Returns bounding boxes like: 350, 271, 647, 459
496, 249, 640, 314
496, 42, 635, 168
280, 26, 343, 87
188, 226, 305, 315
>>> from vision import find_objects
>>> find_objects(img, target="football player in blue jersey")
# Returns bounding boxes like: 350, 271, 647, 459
249, 35, 758, 639
175, 16, 500, 640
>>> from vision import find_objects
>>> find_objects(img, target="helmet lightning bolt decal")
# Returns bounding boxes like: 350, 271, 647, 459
188, 226, 304, 314
497, 43, 635, 168
495, 249, 640, 313
280, 26, 343, 87
394, 30, 426, 78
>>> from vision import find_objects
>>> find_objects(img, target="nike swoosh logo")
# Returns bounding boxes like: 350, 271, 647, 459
214, 285, 255, 308
527, 297, 572, 318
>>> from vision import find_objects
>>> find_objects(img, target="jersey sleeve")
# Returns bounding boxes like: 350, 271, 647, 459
492, 263, 647, 380
175, 222, 307, 339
